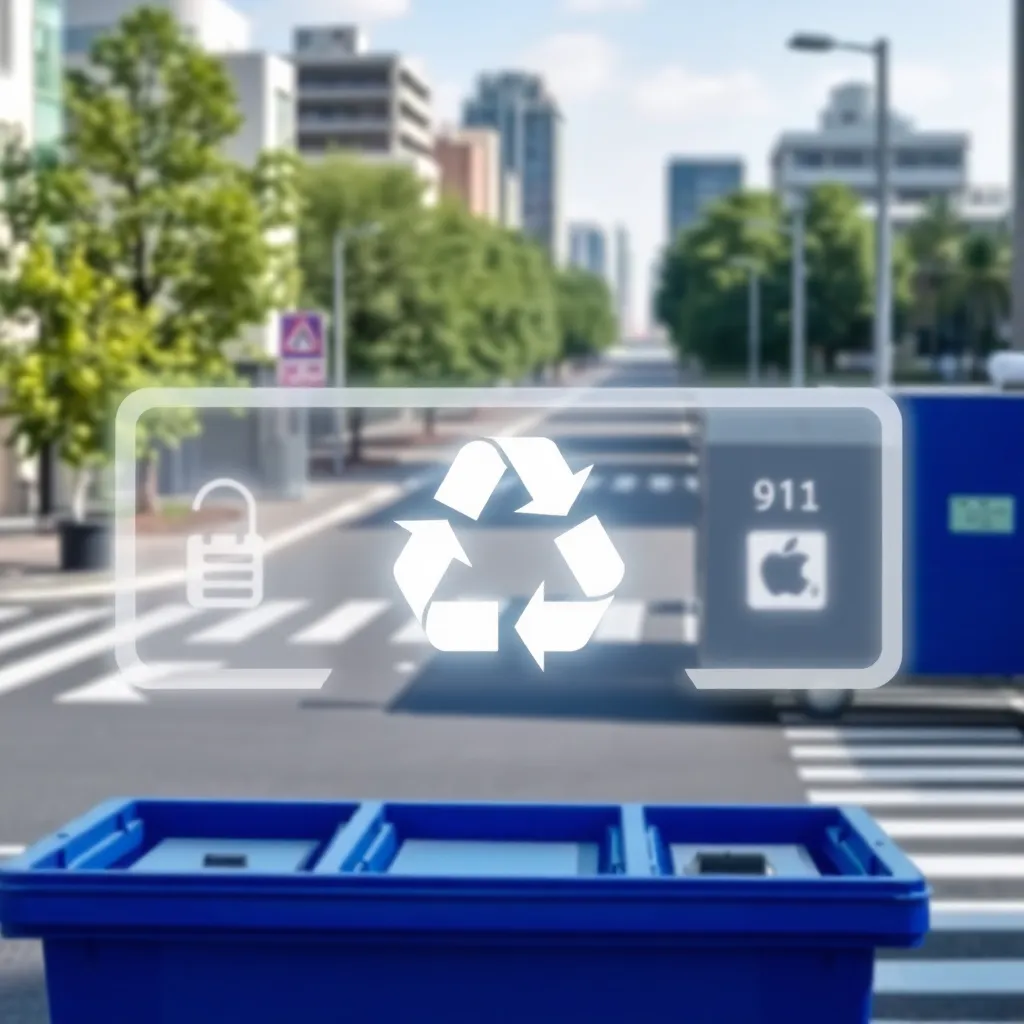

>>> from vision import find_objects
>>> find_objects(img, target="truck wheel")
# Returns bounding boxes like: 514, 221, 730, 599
799, 689, 853, 720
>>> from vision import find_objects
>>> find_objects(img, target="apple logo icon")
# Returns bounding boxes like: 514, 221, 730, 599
761, 537, 809, 596
746, 530, 827, 611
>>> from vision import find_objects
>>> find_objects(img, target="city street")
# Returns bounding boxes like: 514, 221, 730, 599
0, 342, 1022, 1022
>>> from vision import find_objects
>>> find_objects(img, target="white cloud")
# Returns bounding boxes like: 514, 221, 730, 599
520, 32, 617, 102
632, 65, 772, 121
257, 0, 411, 25
562, 0, 645, 12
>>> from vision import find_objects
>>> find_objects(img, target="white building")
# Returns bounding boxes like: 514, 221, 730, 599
292, 25, 438, 203
64, 0, 296, 361
862, 185, 1011, 235
771, 82, 968, 206
65, 0, 250, 54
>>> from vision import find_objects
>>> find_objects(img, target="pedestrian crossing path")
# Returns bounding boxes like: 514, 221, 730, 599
782, 715, 1024, 1024
495, 470, 700, 495
0, 596, 701, 705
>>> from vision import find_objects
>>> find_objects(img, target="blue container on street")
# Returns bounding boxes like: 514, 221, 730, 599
899, 390, 1024, 674
0, 799, 929, 1024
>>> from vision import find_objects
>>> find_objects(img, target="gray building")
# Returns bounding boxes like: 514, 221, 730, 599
462, 71, 564, 263
568, 222, 607, 278
292, 24, 438, 201
667, 157, 744, 241
613, 224, 630, 337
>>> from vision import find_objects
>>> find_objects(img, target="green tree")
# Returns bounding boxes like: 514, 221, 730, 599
555, 268, 618, 360
0, 236, 155, 521
958, 230, 1010, 369
1, 6, 297, 512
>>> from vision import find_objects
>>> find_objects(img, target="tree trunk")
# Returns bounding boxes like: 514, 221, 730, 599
135, 455, 160, 515
347, 408, 365, 463
70, 467, 92, 523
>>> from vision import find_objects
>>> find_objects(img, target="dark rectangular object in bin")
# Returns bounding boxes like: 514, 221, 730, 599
0, 798, 929, 1024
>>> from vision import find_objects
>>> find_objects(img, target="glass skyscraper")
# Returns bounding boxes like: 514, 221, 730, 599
568, 222, 607, 279
666, 157, 744, 241
463, 72, 564, 264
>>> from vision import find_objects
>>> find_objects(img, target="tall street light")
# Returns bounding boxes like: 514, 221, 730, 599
788, 32, 892, 388
731, 257, 761, 384
332, 222, 380, 472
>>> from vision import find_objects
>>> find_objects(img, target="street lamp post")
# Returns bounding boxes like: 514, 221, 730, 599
788, 32, 893, 388
732, 258, 761, 384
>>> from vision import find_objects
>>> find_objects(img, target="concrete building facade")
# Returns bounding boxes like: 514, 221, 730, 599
568, 222, 608, 279
292, 25, 437, 202
462, 71, 564, 263
771, 82, 968, 205
435, 126, 500, 221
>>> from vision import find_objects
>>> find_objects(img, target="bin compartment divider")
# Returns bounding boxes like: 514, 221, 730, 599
353, 823, 398, 873
620, 805, 658, 876
67, 820, 145, 871
311, 803, 383, 874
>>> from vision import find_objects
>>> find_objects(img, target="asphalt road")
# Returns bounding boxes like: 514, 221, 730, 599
0, 341, 1022, 1022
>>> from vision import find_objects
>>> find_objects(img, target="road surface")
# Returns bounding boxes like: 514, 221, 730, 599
0, 341, 1021, 1022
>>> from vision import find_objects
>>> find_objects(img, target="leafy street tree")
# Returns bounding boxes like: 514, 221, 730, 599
555, 267, 618, 361
0, 237, 155, 521
958, 230, 1010, 366
0, 6, 298, 512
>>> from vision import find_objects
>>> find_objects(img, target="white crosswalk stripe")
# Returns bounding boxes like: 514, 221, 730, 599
189, 600, 306, 644
592, 600, 645, 642
289, 599, 389, 644
476, 471, 698, 497
782, 720, 1024, 1021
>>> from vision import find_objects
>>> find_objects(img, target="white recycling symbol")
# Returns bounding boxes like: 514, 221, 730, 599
392, 437, 625, 669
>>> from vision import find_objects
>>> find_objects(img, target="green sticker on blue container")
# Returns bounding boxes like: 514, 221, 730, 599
948, 495, 1016, 534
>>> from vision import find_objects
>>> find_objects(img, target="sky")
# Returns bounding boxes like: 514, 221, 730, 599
235, 0, 1013, 329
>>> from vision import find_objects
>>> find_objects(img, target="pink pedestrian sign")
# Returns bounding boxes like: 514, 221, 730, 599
278, 312, 326, 386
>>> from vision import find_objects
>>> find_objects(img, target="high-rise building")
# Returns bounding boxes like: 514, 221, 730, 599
462, 71, 564, 263
436, 126, 501, 222
0, 0, 64, 515
292, 25, 438, 203
666, 157, 744, 241
613, 224, 630, 337
568, 222, 608, 278
771, 82, 968, 206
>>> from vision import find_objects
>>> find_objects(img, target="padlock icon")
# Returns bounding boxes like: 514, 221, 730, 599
185, 478, 264, 611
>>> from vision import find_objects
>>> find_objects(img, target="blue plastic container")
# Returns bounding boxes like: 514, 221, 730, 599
900, 391, 1024, 674
0, 799, 929, 1024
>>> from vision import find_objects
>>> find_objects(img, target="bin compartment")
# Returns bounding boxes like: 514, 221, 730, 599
0, 799, 929, 1024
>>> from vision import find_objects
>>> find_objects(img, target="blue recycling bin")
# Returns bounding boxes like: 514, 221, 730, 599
0, 799, 929, 1024
900, 390, 1024, 674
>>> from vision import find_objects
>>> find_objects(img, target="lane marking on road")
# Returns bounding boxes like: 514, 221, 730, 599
800, 765, 1024, 783
807, 788, 1024, 807
592, 600, 645, 643
188, 600, 307, 644
909, 853, 1024, 879
290, 599, 390, 645
0, 607, 28, 624
878, 818, 1024, 840
791, 744, 1024, 762
0, 604, 198, 696
785, 726, 1023, 743
649, 473, 674, 493
873, 958, 1024, 995
931, 900, 1024, 931
611, 474, 637, 493
58, 661, 226, 704
0, 607, 111, 655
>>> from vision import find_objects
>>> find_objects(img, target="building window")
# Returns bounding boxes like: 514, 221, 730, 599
831, 149, 867, 168
793, 150, 824, 168
274, 88, 294, 148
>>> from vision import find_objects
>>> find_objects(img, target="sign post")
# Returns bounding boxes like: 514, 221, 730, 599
277, 312, 326, 387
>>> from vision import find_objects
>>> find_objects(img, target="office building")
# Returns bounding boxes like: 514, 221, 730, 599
0, 0, 64, 516
613, 225, 631, 337
436, 126, 500, 221
65, 0, 250, 54
463, 71, 564, 263
292, 25, 438, 202
771, 82, 968, 205
568, 222, 608, 279
666, 157, 744, 241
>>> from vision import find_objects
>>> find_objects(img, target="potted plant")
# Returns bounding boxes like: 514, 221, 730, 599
0, 236, 154, 571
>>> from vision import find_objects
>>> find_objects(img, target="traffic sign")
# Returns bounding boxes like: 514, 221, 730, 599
278, 312, 326, 386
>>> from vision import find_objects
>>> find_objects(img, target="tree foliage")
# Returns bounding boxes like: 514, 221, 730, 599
0, 6, 298, 510
556, 267, 618, 359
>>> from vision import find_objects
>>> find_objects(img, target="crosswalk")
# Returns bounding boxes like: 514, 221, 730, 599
0, 596, 702, 704
499, 470, 700, 495
783, 716, 1024, 1024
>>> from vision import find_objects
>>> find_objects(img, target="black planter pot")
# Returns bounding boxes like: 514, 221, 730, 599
58, 517, 111, 572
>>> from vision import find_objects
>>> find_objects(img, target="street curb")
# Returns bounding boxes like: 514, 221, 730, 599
0, 391, 592, 604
